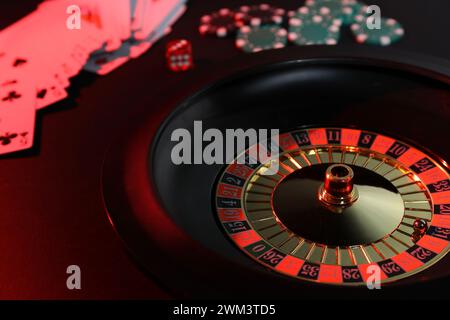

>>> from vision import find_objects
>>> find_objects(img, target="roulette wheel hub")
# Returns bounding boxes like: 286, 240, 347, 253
271, 159, 406, 246
102, 46, 450, 298
318, 163, 359, 207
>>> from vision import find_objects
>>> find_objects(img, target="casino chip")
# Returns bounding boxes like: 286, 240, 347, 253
351, 16, 405, 46
235, 3, 286, 27
305, 0, 352, 16
235, 25, 287, 53
305, 0, 363, 25
199, 8, 239, 38
341, 1, 366, 25
288, 7, 342, 46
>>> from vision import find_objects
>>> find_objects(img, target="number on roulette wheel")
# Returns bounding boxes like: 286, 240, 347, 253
101, 46, 450, 298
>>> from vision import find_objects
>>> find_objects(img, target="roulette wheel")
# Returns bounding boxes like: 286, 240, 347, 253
102, 46, 450, 299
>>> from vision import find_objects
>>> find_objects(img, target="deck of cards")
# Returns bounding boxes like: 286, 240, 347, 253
0, 0, 187, 155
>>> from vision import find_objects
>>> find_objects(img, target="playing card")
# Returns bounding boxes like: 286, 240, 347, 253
150, 2, 187, 41
130, 2, 187, 58
5, 40, 71, 109
0, 0, 110, 109
134, 0, 186, 41
0, 52, 68, 110
0, 66, 36, 155
83, 0, 187, 75
83, 46, 131, 75
130, 0, 147, 33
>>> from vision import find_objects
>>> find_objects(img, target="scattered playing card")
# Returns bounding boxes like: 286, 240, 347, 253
0, 0, 187, 155
0, 66, 36, 155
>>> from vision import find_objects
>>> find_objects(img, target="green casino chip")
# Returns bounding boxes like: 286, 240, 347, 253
341, 1, 366, 25
288, 6, 342, 46
350, 16, 405, 46
305, 0, 364, 25
236, 25, 288, 53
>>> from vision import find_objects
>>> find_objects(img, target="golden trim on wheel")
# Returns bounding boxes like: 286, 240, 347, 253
215, 127, 450, 285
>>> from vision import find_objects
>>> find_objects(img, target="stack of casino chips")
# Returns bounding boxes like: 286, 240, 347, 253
287, 6, 343, 46
297, 0, 405, 46
198, 1, 405, 53
199, 3, 289, 53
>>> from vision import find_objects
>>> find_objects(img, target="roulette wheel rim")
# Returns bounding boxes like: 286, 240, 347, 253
101, 46, 450, 298
215, 126, 450, 286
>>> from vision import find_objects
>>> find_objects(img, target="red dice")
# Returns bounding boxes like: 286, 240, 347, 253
166, 39, 193, 72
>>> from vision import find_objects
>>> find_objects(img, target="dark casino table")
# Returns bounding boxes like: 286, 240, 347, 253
0, 0, 449, 300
